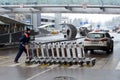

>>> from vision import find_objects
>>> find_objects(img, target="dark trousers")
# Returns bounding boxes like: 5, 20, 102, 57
14, 46, 27, 62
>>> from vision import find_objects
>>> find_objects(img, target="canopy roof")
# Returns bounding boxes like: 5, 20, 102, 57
0, 0, 120, 14
0, 15, 28, 25
1, 0, 120, 5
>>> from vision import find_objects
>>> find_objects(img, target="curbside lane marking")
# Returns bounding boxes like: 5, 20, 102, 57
115, 61, 120, 70
26, 65, 58, 80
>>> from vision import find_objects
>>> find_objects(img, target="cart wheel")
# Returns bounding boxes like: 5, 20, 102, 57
64, 62, 67, 65
74, 62, 78, 65
25, 60, 31, 64
92, 60, 96, 66
59, 62, 62, 65
49, 62, 53, 65
25, 59, 30, 63
55, 61, 58, 64
53, 62, 56, 64
43, 62, 46, 64
25, 61, 28, 63
86, 61, 90, 65
35, 61, 39, 64
38, 61, 41, 64
58, 62, 61, 64
69, 62, 73, 65
79, 61, 84, 66
32, 62, 35, 64
41, 62, 44, 64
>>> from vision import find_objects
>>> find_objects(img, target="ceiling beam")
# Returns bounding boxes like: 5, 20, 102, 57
1, 7, 13, 11
65, 6, 72, 11
0, 5, 120, 14
0, 4, 120, 8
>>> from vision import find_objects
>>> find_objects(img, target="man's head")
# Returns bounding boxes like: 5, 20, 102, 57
26, 28, 31, 34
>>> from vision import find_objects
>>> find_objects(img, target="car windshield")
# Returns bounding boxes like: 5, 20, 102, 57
87, 33, 105, 39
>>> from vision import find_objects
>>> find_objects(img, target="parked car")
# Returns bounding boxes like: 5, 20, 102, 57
83, 32, 114, 54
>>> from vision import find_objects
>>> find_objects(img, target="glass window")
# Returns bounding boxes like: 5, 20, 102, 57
87, 33, 105, 38
40, 0, 48, 4
72, 0, 83, 4
48, 0, 57, 4
106, 33, 110, 38
89, 0, 101, 5
52, 20, 55, 22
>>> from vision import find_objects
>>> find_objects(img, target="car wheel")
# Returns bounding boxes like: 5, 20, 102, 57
105, 48, 110, 54
110, 46, 113, 53
110, 44, 114, 53
107, 44, 114, 54
111, 47, 113, 52
106, 48, 110, 54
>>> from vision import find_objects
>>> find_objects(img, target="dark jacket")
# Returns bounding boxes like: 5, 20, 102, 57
19, 33, 30, 48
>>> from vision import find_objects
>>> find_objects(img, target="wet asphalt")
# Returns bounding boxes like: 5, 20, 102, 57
0, 33, 120, 80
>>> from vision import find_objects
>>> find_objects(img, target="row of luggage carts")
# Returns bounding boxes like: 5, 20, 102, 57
25, 41, 96, 66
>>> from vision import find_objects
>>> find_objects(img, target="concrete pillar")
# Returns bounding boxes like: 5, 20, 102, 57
32, 13, 41, 31
37, 14, 41, 27
55, 13, 61, 30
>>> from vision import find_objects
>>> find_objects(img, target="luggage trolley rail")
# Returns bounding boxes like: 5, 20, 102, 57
25, 40, 96, 66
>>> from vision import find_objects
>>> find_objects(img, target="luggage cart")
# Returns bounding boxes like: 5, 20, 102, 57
64, 42, 73, 65
53, 42, 61, 64
50, 42, 58, 65
25, 42, 41, 64
26, 40, 96, 66
44, 43, 52, 64
77, 42, 96, 66
38, 44, 46, 64
25, 42, 34, 64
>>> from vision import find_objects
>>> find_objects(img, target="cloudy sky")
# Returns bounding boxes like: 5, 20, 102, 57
41, 13, 120, 23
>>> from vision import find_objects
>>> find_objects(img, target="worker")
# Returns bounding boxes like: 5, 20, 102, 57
14, 28, 31, 63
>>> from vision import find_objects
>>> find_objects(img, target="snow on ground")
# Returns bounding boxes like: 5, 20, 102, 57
109, 32, 120, 41
35, 32, 120, 43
